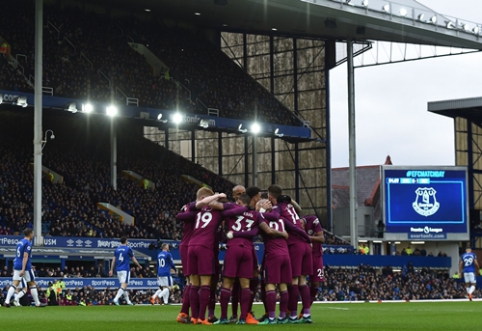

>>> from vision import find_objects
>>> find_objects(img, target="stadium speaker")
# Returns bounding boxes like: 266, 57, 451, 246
214, 0, 227, 5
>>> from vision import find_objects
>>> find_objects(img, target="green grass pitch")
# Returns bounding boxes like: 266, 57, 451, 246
1, 302, 480, 331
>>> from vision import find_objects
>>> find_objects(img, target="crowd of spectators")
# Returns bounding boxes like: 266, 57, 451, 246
2, 264, 478, 306
0, 1, 298, 125
320, 264, 476, 301
0, 111, 233, 240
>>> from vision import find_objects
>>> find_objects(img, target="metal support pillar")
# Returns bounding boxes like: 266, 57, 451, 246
295, 142, 300, 202
33, 0, 44, 246
269, 36, 274, 94
218, 132, 223, 176
244, 135, 249, 188
467, 121, 476, 247
325, 57, 333, 231
243, 33, 248, 71
468, 121, 474, 209
110, 117, 117, 190
271, 137, 276, 184
252, 136, 258, 187
293, 38, 298, 116
347, 40, 358, 249
191, 130, 196, 163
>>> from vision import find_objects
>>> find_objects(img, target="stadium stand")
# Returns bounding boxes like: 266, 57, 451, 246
0, 1, 299, 125
0, 110, 233, 239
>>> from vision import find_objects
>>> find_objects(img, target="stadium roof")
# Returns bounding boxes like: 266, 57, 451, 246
428, 96, 482, 120
90, 0, 482, 49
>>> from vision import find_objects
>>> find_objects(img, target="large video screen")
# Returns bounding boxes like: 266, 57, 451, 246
382, 166, 469, 241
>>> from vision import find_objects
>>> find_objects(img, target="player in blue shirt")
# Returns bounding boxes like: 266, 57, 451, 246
459, 247, 480, 301
151, 243, 177, 305
109, 237, 142, 305
4, 228, 44, 307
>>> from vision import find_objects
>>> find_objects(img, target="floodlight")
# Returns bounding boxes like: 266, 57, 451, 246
474, 26, 480, 35
199, 119, 209, 129
382, 4, 389, 12
0, 94, 3, 104
274, 128, 284, 137
194, 12, 201, 16
399, 8, 407, 17
361, 0, 368, 7
67, 102, 78, 113
345, 0, 354, 6
15, 96, 28, 108
106, 105, 118, 117
251, 123, 261, 134
446, 21, 455, 29
430, 16, 437, 24
461, 23, 470, 31
238, 124, 247, 133
82, 103, 93, 113
144, 8, 151, 12
172, 113, 183, 124
417, 14, 424, 21
157, 114, 163, 120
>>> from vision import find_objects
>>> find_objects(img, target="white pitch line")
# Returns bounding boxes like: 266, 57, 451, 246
326, 307, 349, 310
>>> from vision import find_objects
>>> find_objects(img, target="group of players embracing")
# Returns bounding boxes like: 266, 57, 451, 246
175, 184, 324, 325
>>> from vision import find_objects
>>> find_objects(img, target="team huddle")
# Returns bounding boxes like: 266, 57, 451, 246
174, 184, 325, 325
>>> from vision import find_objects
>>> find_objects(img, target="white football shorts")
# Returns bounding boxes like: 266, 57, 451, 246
13, 269, 35, 283
464, 272, 476, 284
157, 276, 173, 287
117, 270, 130, 284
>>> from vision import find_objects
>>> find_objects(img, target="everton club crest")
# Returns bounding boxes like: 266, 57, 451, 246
412, 187, 440, 217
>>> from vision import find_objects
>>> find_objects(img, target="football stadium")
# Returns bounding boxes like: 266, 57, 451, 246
1, 0, 482, 329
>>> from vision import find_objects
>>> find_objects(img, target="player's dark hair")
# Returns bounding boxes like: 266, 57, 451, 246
24, 228, 33, 237
120, 236, 127, 244
268, 184, 282, 198
246, 186, 261, 199
238, 194, 251, 206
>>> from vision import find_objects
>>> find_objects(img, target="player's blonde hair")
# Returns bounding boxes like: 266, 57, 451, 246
197, 187, 214, 200
256, 199, 270, 211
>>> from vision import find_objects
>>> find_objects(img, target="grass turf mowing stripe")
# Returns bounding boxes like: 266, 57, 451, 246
1, 302, 481, 331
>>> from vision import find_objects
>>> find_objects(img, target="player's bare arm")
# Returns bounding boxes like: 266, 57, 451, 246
20, 251, 29, 277
311, 231, 325, 243
132, 256, 142, 269
259, 222, 288, 239
291, 199, 302, 213
109, 257, 116, 276
196, 193, 226, 209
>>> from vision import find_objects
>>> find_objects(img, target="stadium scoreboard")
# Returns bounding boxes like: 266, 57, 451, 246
381, 166, 469, 241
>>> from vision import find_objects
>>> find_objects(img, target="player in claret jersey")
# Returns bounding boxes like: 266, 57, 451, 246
268, 185, 313, 323
187, 188, 234, 325
175, 202, 198, 323
214, 194, 264, 325
228, 185, 245, 323
258, 199, 312, 325
459, 247, 479, 301
302, 216, 325, 307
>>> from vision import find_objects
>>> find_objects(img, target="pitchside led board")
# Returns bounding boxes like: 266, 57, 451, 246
381, 166, 469, 241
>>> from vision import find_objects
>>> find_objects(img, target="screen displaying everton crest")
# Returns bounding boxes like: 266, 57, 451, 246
382, 166, 469, 241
